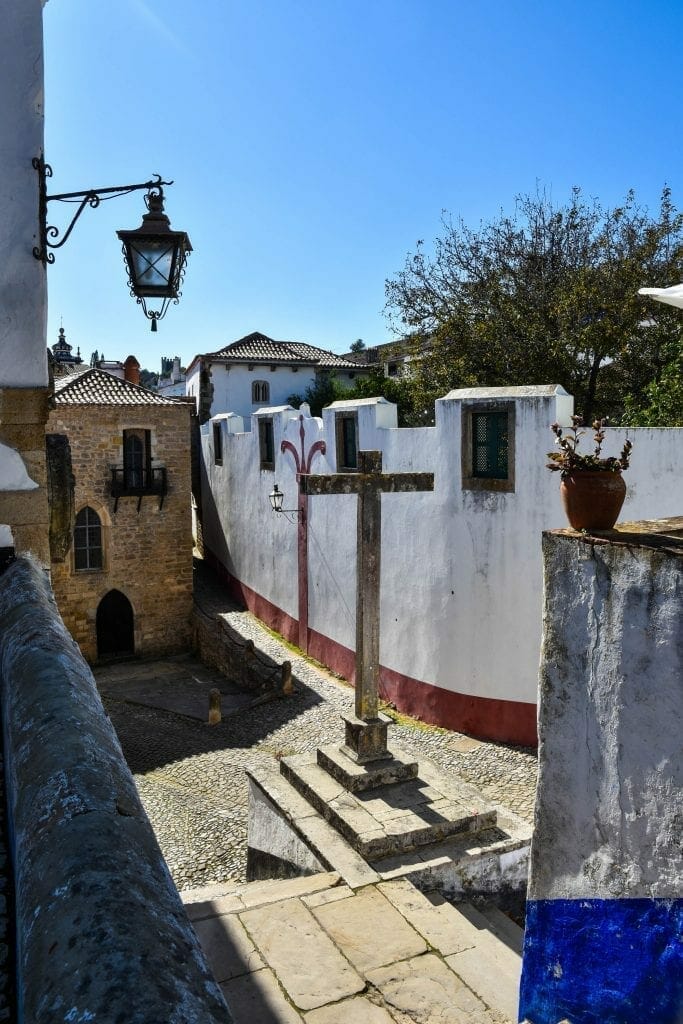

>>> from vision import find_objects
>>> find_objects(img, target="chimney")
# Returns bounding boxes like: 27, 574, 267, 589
124, 355, 140, 385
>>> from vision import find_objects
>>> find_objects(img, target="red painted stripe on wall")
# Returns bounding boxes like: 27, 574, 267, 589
204, 551, 537, 747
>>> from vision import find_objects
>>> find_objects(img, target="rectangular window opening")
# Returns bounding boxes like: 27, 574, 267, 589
336, 413, 358, 471
472, 410, 509, 479
462, 404, 515, 493
259, 418, 275, 469
213, 422, 223, 465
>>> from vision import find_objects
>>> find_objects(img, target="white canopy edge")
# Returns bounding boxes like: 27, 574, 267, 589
639, 284, 683, 309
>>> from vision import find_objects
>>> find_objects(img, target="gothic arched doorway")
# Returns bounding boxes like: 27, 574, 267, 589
96, 589, 134, 659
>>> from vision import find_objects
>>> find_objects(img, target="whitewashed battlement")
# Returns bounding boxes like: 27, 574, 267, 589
198, 387, 683, 745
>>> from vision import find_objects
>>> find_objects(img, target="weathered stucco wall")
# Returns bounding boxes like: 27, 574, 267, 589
48, 402, 193, 661
0, 555, 232, 1022
0, 0, 48, 388
199, 387, 683, 744
0, 1, 50, 564
519, 525, 683, 1024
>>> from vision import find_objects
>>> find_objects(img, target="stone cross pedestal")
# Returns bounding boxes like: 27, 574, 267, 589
302, 451, 434, 766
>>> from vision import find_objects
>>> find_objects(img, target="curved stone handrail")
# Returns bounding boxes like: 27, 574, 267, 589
0, 555, 232, 1023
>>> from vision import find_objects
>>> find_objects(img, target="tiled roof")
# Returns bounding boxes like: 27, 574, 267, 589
53, 367, 181, 406
206, 332, 358, 369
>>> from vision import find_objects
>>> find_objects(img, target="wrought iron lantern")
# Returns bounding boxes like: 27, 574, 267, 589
117, 184, 192, 332
268, 484, 302, 523
33, 156, 191, 331
269, 484, 285, 513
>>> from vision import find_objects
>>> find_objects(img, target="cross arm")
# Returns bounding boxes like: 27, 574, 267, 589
300, 472, 434, 496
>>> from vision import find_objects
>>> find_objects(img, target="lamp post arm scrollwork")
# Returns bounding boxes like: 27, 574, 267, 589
32, 155, 173, 264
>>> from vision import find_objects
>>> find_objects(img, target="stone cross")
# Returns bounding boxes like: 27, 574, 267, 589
301, 451, 434, 763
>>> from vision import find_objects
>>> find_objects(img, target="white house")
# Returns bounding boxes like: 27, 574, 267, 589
185, 331, 363, 423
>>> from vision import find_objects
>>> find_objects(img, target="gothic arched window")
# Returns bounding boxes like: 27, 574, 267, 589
252, 380, 270, 404
74, 506, 103, 571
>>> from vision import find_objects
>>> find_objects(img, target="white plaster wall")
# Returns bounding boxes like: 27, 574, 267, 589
531, 532, 682, 900
0, 0, 48, 387
200, 388, 683, 711
204, 363, 317, 421
201, 406, 301, 620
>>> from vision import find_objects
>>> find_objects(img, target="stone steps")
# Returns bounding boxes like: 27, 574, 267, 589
279, 750, 498, 861
246, 762, 531, 898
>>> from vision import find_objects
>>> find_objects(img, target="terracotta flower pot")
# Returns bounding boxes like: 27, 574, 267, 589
560, 470, 626, 531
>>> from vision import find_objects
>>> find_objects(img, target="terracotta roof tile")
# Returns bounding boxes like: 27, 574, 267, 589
206, 332, 358, 369
53, 368, 181, 406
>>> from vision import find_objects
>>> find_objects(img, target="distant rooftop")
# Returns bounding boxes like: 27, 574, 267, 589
53, 367, 181, 407
196, 331, 359, 370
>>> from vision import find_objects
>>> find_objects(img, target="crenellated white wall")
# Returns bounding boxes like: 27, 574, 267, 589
199, 386, 683, 743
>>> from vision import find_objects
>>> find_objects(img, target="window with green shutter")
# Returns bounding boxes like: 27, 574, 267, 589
472, 410, 509, 479
462, 403, 515, 493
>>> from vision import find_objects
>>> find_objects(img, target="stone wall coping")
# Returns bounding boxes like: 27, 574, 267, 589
546, 515, 683, 555
0, 555, 232, 1023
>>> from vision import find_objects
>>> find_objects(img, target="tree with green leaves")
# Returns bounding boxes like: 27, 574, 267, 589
385, 187, 683, 424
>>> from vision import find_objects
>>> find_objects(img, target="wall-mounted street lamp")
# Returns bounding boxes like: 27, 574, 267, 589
268, 484, 302, 524
33, 155, 192, 331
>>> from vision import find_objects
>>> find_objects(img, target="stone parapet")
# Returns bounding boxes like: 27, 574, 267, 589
0, 555, 232, 1022
519, 520, 683, 1024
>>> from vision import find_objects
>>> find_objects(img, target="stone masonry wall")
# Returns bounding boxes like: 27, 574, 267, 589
47, 402, 193, 662
0, 387, 50, 564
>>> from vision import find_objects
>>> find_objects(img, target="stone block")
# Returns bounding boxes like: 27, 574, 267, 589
341, 712, 392, 763
311, 886, 426, 972
221, 967, 303, 1024
239, 897, 364, 1010
366, 953, 494, 1024
302, 885, 353, 909
378, 880, 479, 956
304, 996, 395, 1023
317, 743, 418, 792
192, 913, 264, 982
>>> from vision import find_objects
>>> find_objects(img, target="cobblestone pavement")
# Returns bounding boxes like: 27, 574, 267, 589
97, 561, 538, 892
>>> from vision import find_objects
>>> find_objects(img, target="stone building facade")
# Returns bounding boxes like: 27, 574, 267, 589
48, 367, 193, 662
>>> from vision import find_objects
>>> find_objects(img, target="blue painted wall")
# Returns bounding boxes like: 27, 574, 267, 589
519, 898, 683, 1024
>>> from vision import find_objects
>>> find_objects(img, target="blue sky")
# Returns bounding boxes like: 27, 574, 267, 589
43, 0, 683, 372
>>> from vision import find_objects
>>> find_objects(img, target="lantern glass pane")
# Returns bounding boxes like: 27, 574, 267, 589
130, 241, 176, 291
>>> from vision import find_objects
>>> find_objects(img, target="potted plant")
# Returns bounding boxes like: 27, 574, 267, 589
547, 416, 633, 530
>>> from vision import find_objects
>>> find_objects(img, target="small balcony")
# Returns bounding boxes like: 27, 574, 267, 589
110, 466, 167, 512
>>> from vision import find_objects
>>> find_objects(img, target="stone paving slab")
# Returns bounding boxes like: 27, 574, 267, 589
446, 944, 520, 1022
365, 952, 500, 1024
185, 877, 520, 1023
221, 967, 303, 1024
304, 996, 396, 1023
310, 885, 427, 972
184, 871, 341, 922
193, 913, 264, 983
378, 879, 479, 956
239, 896, 365, 1010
